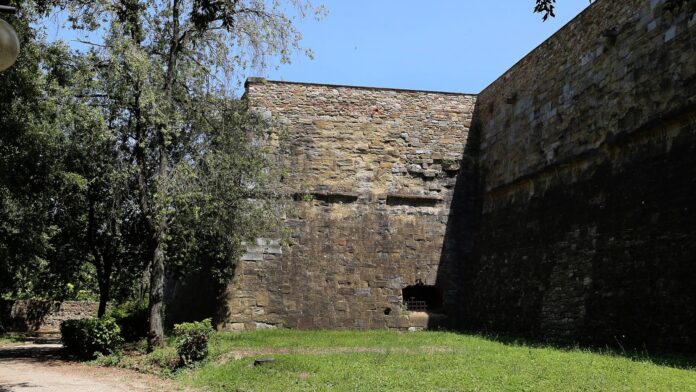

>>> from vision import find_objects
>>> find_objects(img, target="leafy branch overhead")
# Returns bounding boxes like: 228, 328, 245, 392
534, 0, 558, 21
1, 0, 318, 350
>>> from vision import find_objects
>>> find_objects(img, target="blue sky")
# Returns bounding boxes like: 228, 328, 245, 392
43, 1, 591, 95
261, 1, 591, 93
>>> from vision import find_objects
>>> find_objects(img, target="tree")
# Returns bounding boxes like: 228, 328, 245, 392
0, 9, 93, 300
1, 4, 148, 313
47, 0, 318, 351
54, 80, 148, 317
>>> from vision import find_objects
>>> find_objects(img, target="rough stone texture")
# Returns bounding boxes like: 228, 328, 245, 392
220, 80, 476, 331
212, 0, 695, 352
466, 0, 696, 351
0, 300, 98, 333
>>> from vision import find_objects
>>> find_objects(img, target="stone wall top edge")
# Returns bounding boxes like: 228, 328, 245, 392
245, 77, 477, 97
478, 0, 600, 95
0, 299, 98, 305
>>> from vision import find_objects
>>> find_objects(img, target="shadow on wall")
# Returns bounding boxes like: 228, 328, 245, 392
431, 0, 696, 354
433, 99, 696, 354
432, 107, 483, 331
164, 268, 223, 329
0, 300, 55, 332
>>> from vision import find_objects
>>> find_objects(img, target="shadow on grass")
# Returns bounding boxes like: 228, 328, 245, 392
442, 328, 696, 371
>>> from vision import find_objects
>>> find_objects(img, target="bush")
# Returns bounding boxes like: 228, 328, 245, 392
60, 318, 123, 359
109, 301, 149, 342
174, 318, 214, 367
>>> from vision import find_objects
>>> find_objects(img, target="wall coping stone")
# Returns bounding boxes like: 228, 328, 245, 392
245, 77, 477, 96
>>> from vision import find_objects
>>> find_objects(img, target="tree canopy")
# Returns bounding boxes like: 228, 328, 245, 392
1, 0, 316, 349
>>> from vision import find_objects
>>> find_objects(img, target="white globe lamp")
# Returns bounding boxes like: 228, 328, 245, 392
0, 5, 19, 72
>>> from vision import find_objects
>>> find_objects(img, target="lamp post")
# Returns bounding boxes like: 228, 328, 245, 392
0, 3, 19, 72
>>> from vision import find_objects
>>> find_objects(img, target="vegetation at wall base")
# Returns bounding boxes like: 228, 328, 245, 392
109, 300, 149, 343
174, 318, 214, 368
60, 318, 123, 359
0, 335, 22, 347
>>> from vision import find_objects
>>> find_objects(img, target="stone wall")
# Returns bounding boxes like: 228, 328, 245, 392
221, 80, 476, 331
0, 300, 98, 333
216, 0, 695, 351
467, 0, 696, 351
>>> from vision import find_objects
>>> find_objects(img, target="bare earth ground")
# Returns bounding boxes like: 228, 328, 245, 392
0, 344, 186, 392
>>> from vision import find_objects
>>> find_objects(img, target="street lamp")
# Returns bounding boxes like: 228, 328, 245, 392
0, 4, 19, 72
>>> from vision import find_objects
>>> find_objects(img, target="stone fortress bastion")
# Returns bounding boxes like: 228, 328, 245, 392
176, 0, 696, 352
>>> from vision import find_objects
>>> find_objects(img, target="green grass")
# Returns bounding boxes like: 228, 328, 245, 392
170, 330, 696, 391
0, 335, 22, 347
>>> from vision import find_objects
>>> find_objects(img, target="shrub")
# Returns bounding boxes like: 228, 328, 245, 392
60, 318, 123, 359
174, 318, 214, 367
109, 301, 149, 342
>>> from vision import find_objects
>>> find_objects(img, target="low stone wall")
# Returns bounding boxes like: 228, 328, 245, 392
0, 300, 98, 333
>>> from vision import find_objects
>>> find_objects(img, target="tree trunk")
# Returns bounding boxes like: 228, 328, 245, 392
97, 272, 110, 318
96, 253, 113, 318
88, 195, 110, 319
146, 126, 171, 351
146, 0, 181, 352
147, 235, 165, 350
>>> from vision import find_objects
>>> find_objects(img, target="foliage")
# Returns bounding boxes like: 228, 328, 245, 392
65, 283, 98, 301
2, 0, 313, 342
0, 3, 149, 309
42, 0, 320, 350
0, 335, 22, 346
534, 0, 558, 21
60, 318, 124, 359
174, 318, 214, 367
91, 339, 180, 375
0, 8, 97, 301
109, 300, 149, 342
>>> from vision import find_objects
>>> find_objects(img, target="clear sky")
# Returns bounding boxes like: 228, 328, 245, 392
260, 0, 591, 94
43, 1, 592, 96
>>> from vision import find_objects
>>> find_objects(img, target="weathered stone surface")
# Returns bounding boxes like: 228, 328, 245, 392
213, 0, 695, 353
463, 0, 696, 351
0, 300, 98, 333
219, 81, 475, 331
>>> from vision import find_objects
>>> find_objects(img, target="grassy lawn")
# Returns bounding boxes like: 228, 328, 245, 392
164, 330, 696, 392
0, 335, 22, 347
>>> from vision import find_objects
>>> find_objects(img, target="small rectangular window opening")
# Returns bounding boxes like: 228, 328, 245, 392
403, 285, 444, 313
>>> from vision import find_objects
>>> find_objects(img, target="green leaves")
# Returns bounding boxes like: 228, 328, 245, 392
174, 318, 214, 367
3, 1, 313, 339
60, 317, 124, 359
534, 0, 556, 21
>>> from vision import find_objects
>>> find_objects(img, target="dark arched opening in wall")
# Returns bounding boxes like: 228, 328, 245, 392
402, 284, 444, 313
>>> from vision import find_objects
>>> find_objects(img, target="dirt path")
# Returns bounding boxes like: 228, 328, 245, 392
0, 344, 187, 392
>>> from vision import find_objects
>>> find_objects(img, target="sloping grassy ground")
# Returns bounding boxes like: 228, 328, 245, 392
173, 330, 696, 392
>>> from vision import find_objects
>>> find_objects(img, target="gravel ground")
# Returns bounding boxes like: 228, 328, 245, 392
0, 344, 186, 392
